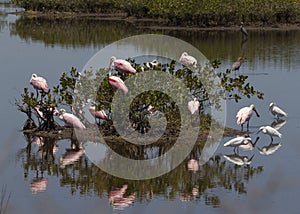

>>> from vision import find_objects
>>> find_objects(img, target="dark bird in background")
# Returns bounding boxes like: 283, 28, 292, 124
240, 22, 248, 37
231, 57, 244, 72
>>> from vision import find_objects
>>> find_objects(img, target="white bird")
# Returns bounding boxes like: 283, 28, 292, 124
188, 98, 200, 114
179, 52, 197, 68
239, 136, 260, 151
145, 60, 159, 69
223, 154, 254, 166
224, 136, 252, 152
236, 104, 260, 131
58, 109, 86, 129
269, 102, 288, 119
257, 142, 282, 155
257, 126, 282, 142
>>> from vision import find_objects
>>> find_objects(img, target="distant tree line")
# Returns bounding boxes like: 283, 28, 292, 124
12, 0, 300, 26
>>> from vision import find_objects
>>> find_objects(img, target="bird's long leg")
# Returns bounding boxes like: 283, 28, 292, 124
247, 121, 249, 131
35, 89, 39, 99
270, 135, 273, 143
241, 124, 243, 131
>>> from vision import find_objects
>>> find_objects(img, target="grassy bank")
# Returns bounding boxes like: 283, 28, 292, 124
11, 0, 300, 26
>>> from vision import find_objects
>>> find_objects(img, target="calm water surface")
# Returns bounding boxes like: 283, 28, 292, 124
1, 4, 300, 214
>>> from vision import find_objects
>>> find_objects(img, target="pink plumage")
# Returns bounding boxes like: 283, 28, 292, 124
89, 106, 108, 120
58, 109, 86, 129
30, 73, 49, 91
111, 56, 136, 74
108, 76, 128, 94
236, 104, 260, 130
179, 52, 197, 68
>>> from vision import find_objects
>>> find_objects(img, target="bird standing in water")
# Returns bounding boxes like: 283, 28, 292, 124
240, 22, 248, 37
257, 126, 282, 142
269, 102, 288, 119
236, 104, 260, 131
58, 109, 86, 129
231, 57, 244, 72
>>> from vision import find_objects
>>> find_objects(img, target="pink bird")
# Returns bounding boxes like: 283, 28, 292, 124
108, 76, 128, 94
188, 98, 200, 114
30, 73, 49, 97
58, 109, 86, 129
110, 56, 136, 74
179, 52, 197, 68
236, 104, 260, 131
89, 106, 108, 120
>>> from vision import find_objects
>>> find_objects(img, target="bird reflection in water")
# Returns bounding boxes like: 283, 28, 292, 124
59, 146, 84, 169
30, 171, 47, 194
180, 187, 199, 202
108, 185, 135, 210
239, 136, 260, 151
258, 142, 282, 156
271, 119, 287, 131
223, 154, 254, 166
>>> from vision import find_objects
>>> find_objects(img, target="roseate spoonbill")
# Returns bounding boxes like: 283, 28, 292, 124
231, 57, 244, 71
89, 106, 108, 121
240, 22, 248, 37
224, 136, 252, 152
257, 142, 282, 155
30, 73, 49, 98
236, 104, 260, 131
239, 136, 260, 151
58, 109, 86, 129
269, 102, 288, 119
188, 98, 200, 114
110, 56, 136, 74
179, 52, 197, 68
108, 76, 128, 94
257, 126, 282, 142
223, 154, 254, 166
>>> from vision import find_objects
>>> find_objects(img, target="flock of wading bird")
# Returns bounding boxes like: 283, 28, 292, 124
29, 52, 203, 130
29, 23, 286, 169
221, 23, 288, 166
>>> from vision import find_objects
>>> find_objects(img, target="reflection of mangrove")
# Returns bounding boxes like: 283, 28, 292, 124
9, 17, 140, 48
20, 134, 264, 207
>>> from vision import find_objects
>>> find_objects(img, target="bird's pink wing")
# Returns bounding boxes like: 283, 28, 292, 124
31, 77, 49, 90
114, 60, 136, 74
63, 114, 85, 129
109, 77, 128, 94
236, 107, 252, 124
